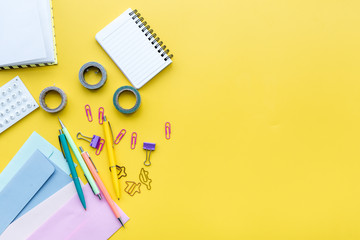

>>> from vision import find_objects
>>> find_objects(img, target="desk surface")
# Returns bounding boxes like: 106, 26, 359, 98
1, 0, 360, 239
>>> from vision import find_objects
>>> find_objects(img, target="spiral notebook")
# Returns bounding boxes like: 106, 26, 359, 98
0, 0, 57, 70
96, 8, 173, 89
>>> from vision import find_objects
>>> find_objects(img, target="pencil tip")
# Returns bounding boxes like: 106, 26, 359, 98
118, 218, 125, 228
98, 194, 102, 200
58, 118, 65, 128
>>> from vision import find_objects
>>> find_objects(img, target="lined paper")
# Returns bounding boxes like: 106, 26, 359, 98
96, 8, 172, 89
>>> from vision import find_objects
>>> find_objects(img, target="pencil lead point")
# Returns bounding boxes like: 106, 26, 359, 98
58, 118, 65, 128
118, 218, 125, 228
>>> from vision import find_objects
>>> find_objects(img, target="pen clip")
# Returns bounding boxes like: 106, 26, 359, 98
58, 131, 66, 159
84, 174, 96, 195
108, 120, 115, 148
86, 151, 98, 172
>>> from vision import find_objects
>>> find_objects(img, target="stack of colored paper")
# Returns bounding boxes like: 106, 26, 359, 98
0, 132, 129, 240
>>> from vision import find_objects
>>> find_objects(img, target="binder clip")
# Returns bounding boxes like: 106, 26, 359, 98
143, 142, 155, 166
77, 132, 104, 155
85, 104, 92, 122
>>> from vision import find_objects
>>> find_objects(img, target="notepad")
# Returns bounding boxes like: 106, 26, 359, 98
96, 8, 173, 89
0, 0, 57, 70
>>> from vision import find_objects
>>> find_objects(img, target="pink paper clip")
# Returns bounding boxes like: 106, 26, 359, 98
96, 138, 105, 155
85, 104, 93, 122
165, 122, 171, 139
98, 107, 104, 125
131, 132, 137, 149
115, 129, 126, 144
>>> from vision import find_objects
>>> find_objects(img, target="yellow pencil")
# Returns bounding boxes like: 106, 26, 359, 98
102, 115, 121, 200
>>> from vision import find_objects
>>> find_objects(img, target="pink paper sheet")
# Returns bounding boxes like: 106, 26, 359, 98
27, 184, 129, 240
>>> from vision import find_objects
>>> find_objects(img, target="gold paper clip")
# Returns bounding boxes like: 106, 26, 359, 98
124, 181, 141, 196
139, 168, 152, 190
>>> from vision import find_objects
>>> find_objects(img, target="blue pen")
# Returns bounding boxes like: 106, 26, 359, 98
58, 129, 87, 210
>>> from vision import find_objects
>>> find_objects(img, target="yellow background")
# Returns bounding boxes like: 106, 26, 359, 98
1, 0, 360, 239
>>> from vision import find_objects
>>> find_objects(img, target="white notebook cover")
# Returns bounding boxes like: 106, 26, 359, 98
0, 0, 57, 69
96, 8, 172, 89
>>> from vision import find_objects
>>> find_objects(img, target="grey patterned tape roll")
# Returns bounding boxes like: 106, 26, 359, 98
79, 62, 107, 90
39, 86, 67, 113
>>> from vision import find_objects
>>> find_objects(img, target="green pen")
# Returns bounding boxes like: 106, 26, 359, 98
58, 129, 87, 210
58, 118, 101, 200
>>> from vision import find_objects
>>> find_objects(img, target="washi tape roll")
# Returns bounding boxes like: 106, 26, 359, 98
113, 86, 141, 114
39, 86, 67, 113
79, 62, 107, 90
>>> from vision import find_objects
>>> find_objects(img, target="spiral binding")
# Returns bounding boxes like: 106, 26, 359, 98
129, 9, 173, 61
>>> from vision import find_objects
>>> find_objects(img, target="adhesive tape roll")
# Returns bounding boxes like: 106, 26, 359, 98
79, 62, 107, 90
39, 86, 67, 113
113, 86, 141, 114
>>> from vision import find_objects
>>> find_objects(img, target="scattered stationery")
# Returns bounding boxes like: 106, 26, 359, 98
0, 150, 55, 234
0, 76, 39, 134
58, 118, 102, 199
96, 8, 173, 89
59, 130, 87, 210
0, 183, 76, 240
0, 0, 57, 69
80, 147, 125, 227
0, 131, 71, 193
103, 115, 121, 199
27, 184, 129, 240
0, 4, 174, 240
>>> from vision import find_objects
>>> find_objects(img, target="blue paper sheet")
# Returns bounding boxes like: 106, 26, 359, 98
0, 131, 71, 192
0, 150, 55, 234
14, 153, 72, 220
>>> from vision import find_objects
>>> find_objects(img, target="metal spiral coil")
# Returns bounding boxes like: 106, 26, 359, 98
129, 9, 173, 61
